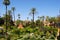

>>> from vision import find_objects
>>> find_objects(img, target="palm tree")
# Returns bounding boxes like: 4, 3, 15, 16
38, 16, 40, 19
30, 8, 36, 27
46, 16, 50, 21
3, 0, 10, 34
8, 10, 12, 20
18, 13, 20, 20
27, 17, 29, 20
3, 0, 10, 40
11, 7, 15, 22
39, 16, 45, 21
41, 16, 45, 21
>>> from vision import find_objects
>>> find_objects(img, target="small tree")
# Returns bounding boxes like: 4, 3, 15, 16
18, 13, 20, 20
11, 7, 15, 22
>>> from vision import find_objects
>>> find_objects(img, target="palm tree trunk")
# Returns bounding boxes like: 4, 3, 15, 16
6, 5, 7, 33
13, 11, 15, 22
33, 13, 34, 27
6, 5, 9, 40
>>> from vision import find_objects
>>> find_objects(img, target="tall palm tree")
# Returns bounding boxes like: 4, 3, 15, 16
11, 7, 15, 22
3, 0, 10, 34
30, 8, 36, 27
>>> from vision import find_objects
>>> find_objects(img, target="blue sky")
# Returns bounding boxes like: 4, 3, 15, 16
0, 0, 60, 21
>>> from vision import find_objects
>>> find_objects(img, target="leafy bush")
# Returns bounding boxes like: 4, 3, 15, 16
0, 26, 58, 40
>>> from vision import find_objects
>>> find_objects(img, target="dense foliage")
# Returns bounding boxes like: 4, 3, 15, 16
0, 18, 4, 26
0, 26, 58, 40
